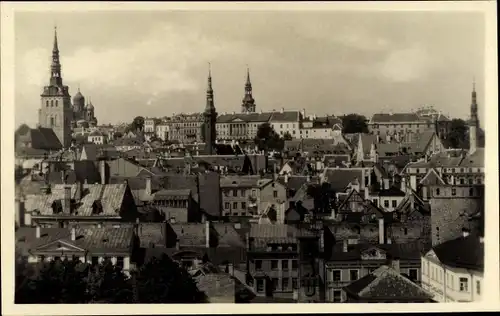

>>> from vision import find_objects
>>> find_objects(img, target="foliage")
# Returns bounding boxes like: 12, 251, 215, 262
306, 182, 336, 215
254, 123, 285, 152
445, 118, 469, 149
283, 132, 293, 141
125, 116, 145, 133
86, 259, 133, 303
133, 254, 207, 303
341, 114, 369, 134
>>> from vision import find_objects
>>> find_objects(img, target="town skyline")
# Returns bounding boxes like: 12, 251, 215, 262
15, 10, 485, 127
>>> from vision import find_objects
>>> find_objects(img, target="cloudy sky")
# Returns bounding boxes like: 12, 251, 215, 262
14, 10, 485, 127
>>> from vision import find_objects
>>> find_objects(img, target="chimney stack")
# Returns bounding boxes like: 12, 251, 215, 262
462, 227, 470, 238
71, 226, 76, 241
378, 217, 385, 244
36, 226, 41, 239
100, 160, 107, 184
63, 185, 72, 214
206, 221, 210, 248
284, 174, 289, 184
342, 239, 348, 252
280, 107, 284, 114
145, 176, 152, 196
175, 238, 180, 250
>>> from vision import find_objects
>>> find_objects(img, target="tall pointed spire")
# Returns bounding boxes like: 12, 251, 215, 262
203, 63, 217, 155
50, 26, 62, 86
53, 25, 59, 52
469, 79, 479, 154
241, 66, 256, 113
205, 63, 214, 110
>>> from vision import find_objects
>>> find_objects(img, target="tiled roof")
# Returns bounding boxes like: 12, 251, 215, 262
137, 222, 166, 248
323, 155, 352, 168
195, 273, 237, 300
270, 111, 300, 122
16, 226, 135, 255
326, 240, 427, 261
376, 187, 406, 197
277, 175, 311, 192
220, 176, 269, 188
359, 134, 377, 155
217, 112, 272, 123
170, 223, 245, 248
371, 113, 423, 123
405, 148, 484, 169
249, 223, 316, 239
344, 265, 433, 300
432, 234, 483, 271
25, 183, 128, 217
154, 189, 192, 199
212, 223, 246, 248
16, 127, 63, 150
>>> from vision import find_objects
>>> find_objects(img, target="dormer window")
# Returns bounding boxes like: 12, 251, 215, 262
51, 200, 63, 214
92, 200, 103, 215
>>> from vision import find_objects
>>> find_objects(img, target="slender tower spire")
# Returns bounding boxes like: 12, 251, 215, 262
50, 25, 63, 86
241, 66, 256, 113
469, 79, 479, 154
203, 63, 217, 155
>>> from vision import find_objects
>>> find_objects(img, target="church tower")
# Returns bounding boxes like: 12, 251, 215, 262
241, 67, 256, 113
468, 80, 479, 154
203, 64, 217, 155
38, 27, 72, 148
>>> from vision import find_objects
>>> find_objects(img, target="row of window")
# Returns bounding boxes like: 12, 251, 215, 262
371, 123, 431, 129
37, 255, 125, 269
424, 262, 480, 294
155, 199, 188, 208
45, 100, 60, 107
254, 259, 298, 270
255, 277, 299, 292
224, 202, 246, 210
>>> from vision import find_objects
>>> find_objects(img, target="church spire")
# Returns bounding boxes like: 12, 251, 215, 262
205, 63, 214, 110
203, 63, 217, 155
241, 66, 256, 113
470, 78, 478, 125
50, 26, 62, 86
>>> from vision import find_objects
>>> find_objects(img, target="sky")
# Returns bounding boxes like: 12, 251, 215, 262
14, 10, 485, 127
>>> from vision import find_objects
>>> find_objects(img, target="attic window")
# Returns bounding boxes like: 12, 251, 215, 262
51, 200, 63, 214
92, 200, 103, 215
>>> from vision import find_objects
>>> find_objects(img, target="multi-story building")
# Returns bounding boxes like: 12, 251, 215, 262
270, 109, 301, 138
299, 116, 343, 140
216, 112, 272, 141
421, 232, 483, 302
220, 176, 286, 217
163, 113, 204, 143
155, 123, 170, 141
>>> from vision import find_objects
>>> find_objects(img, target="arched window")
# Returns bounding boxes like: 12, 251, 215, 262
46, 100, 49, 107
55, 100, 58, 107
469, 188, 474, 196
50, 100, 54, 107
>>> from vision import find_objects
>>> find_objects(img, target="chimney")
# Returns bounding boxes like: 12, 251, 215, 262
175, 238, 180, 250
378, 217, 385, 244
284, 174, 289, 184
145, 176, 152, 196
36, 226, 41, 239
245, 232, 250, 250
342, 239, 348, 252
205, 220, 210, 248
99, 160, 107, 184
390, 258, 400, 273
71, 226, 76, 241
280, 107, 284, 114
462, 227, 470, 237
63, 185, 72, 214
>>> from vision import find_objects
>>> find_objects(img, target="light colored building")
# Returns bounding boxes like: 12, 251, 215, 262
87, 130, 106, 145
269, 109, 301, 138
421, 233, 483, 302
164, 113, 203, 143
155, 123, 170, 141
216, 112, 272, 141
368, 112, 433, 138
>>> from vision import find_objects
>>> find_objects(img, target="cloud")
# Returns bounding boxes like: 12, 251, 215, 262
378, 45, 432, 83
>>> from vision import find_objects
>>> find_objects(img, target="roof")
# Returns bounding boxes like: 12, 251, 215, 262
217, 112, 272, 123
16, 226, 135, 255
137, 222, 166, 248
431, 234, 484, 271
25, 183, 129, 217
326, 241, 427, 261
249, 223, 316, 239
16, 127, 63, 150
322, 168, 364, 192
344, 265, 433, 301
220, 176, 270, 188
405, 148, 484, 169
269, 111, 300, 122
376, 187, 406, 197
371, 113, 423, 123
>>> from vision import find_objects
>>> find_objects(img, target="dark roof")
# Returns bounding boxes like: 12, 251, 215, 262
371, 113, 423, 123
432, 234, 484, 271
326, 241, 427, 261
376, 187, 406, 197
344, 265, 433, 301
16, 127, 63, 150
322, 168, 363, 191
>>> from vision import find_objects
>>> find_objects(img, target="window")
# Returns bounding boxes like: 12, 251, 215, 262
51, 100, 54, 107
252, 190, 257, 197
273, 191, 278, 198
292, 278, 298, 289
349, 270, 359, 281
373, 199, 378, 206
255, 260, 262, 270
46, 100, 49, 107
232, 190, 237, 197
384, 200, 389, 208
333, 290, 342, 302
50, 117, 55, 127
332, 270, 341, 282
272, 278, 279, 290
469, 188, 474, 196
256, 279, 264, 292
292, 260, 298, 269
477, 281, 481, 295
116, 257, 124, 269
404, 228, 408, 235
55, 100, 58, 107
225, 202, 230, 209
409, 269, 418, 281
459, 277, 468, 292
271, 260, 278, 270
241, 202, 246, 209
233, 202, 238, 210
241, 190, 246, 197
436, 188, 440, 196
452, 188, 457, 196
392, 200, 397, 208
282, 260, 289, 270
282, 278, 289, 290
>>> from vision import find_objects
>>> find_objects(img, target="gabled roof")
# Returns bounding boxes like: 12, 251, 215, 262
322, 168, 363, 192
419, 168, 446, 185
16, 127, 63, 150
344, 265, 433, 301
269, 111, 300, 122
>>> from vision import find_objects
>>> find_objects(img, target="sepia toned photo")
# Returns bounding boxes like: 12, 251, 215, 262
1, 1, 498, 314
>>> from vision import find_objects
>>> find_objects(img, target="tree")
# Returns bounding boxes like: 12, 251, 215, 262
341, 114, 369, 134
86, 259, 133, 303
126, 116, 145, 133
254, 123, 284, 152
306, 182, 336, 215
283, 132, 293, 141
446, 119, 469, 149
134, 254, 207, 303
